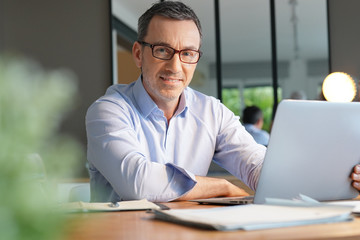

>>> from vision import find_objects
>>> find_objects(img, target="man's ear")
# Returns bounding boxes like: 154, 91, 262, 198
132, 41, 142, 68
255, 118, 264, 129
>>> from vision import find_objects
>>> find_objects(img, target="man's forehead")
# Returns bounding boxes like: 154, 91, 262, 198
146, 15, 201, 47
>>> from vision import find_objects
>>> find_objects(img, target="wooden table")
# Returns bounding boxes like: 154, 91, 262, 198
63, 201, 360, 240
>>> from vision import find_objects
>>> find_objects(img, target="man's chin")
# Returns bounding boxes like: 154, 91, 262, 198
159, 91, 182, 102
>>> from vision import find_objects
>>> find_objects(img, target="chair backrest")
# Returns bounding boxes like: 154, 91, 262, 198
68, 183, 90, 202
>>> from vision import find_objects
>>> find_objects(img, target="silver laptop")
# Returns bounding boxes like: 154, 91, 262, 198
192, 100, 360, 205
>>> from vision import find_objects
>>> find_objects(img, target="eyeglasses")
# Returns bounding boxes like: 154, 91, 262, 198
138, 41, 202, 64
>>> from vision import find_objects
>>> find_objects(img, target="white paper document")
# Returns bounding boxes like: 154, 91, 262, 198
326, 200, 360, 214
62, 199, 161, 212
154, 202, 353, 231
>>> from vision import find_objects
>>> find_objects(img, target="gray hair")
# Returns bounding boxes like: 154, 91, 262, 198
137, 1, 202, 42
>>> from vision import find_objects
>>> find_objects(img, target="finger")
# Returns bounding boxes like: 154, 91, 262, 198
351, 172, 360, 181
355, 165, 360, 174
352, 181, 360, 191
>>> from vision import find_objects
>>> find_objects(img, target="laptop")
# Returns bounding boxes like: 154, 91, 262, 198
192, 100, 360, 205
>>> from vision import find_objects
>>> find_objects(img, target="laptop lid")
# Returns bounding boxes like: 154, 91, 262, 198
254, 100, 360, 204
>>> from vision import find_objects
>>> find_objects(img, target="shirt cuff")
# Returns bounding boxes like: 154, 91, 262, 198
165, 163, 197, 201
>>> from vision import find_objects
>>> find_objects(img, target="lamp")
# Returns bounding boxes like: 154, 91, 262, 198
322, 72, 357, 102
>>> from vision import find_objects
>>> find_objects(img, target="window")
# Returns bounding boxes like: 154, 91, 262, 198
223, 86, 282, 132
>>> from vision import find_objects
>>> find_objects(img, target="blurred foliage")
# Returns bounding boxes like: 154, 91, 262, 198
222, 86, 282, 132
222, 88, 241, 117
0, 54, 84, 240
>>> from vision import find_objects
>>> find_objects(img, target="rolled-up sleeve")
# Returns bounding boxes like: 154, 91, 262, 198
86, 99, 197, 202
213, 103, 265, 191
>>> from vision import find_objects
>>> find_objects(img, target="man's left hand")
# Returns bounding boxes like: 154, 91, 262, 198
351, 164, 360, 191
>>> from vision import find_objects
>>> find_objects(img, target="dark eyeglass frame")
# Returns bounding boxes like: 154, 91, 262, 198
138, 41, 202, 64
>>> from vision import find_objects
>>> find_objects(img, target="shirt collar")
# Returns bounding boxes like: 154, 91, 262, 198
133, 76, 157, 118
133, 75, 188, 118
174, 92, 187, 117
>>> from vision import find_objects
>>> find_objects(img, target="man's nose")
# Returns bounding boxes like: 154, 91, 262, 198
165, 53, 183, 73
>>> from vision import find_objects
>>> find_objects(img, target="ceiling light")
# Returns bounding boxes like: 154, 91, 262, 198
322, 72, 357, 102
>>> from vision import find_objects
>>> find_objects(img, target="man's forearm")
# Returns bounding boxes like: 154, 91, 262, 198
176, 175, 249, 201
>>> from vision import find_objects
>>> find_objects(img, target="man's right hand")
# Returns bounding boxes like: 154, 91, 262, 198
176, 175, 249, 201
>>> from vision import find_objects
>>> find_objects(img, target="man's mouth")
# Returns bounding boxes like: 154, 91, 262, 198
160, 76, 182, 82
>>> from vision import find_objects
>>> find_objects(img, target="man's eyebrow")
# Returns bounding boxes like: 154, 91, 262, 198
152, 41, 199, 50
152, 41, 171, 47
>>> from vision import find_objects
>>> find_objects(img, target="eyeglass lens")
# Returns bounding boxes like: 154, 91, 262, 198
152, 45, 200, 63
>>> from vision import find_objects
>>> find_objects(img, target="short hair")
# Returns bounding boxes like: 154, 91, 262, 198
137, 1, 202, 42
242, 106, 263, 124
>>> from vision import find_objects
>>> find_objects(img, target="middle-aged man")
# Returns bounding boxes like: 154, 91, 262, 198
86, 1, 360, 203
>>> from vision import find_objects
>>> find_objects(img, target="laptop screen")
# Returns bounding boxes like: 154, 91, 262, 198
254, 100, 360, 204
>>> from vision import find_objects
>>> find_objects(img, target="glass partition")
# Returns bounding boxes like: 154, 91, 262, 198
276, 0, 329, 101
220, 0, 274, 132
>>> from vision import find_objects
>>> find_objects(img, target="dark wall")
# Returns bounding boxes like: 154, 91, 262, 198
328, 0, 360, 81
0, 0, 112, 176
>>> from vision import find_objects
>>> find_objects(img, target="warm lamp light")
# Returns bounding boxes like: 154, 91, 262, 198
322, 72, 357, 102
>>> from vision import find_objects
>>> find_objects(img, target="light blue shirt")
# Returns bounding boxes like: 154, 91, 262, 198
86, 76, 266, 202
244, 124, 270, 146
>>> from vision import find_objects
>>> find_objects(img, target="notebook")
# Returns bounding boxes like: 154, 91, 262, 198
192, 100, 360, 205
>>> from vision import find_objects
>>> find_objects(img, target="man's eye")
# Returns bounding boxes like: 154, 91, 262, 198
181, 51, 196, 57
155, 47, 171, 54
157, 47, 167, 53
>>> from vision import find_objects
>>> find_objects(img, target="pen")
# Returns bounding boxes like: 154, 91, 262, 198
109, 202, 119, 208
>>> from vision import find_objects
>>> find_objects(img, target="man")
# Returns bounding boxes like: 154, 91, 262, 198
86, 1, 360, 203
242, 106, 270, 146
